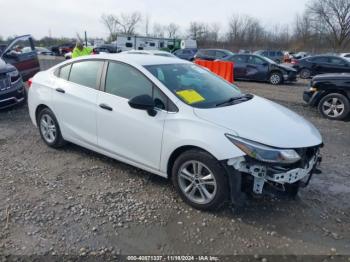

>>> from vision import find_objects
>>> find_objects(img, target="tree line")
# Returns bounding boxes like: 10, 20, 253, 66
1, 0, 350, 53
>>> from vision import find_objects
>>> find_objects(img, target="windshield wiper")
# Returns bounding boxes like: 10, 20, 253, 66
216, 94, 253, 107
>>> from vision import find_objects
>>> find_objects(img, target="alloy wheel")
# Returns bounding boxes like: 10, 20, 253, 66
322, 97, 345, 118
178, 161, 217, 205
40, 114, 57, 144
270, 74, 281, 85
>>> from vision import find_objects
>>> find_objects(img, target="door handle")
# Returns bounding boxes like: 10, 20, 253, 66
56, 88, 65, 93
99, 103, 113, 111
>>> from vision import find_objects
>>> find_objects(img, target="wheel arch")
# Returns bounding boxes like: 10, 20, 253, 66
314, 90, 350, 106
35, 104, 51, 125
166, 145, 217, 179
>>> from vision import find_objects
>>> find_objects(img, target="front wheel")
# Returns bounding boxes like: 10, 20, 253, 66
300, 68, 311, 79
172, 149, 229, 211
318, 93, 350, 120
269, 72, 283, 85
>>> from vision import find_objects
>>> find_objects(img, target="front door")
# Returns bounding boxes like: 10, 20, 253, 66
97, 61, 168, 171
1, 35, 40, 81
246, 55, 269, 81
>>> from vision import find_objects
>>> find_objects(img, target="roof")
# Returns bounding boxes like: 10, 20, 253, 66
75, 53, 190, 66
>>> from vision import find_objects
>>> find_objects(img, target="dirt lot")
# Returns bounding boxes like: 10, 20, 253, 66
0, 72, 349, 257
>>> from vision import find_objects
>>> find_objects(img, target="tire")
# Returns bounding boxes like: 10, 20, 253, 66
284, 182, 300, 199
37, 108, 66, 148
171, 149, 229, 211
269, 72, 283, 85
300, 68, 311, 79
318, 93, 350, 120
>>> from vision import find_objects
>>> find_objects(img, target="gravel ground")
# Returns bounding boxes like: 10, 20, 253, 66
0, 75, 349, 257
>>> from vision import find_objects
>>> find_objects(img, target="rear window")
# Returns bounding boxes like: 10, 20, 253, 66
58, 64, 71, 80
69, 61, 103, 89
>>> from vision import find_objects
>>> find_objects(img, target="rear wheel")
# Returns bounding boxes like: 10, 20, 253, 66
172, 149, 229, 211
300, 68, 311, 79
269, 72, 283, 85
318, 93, 350, 120
38, 108, 66, 148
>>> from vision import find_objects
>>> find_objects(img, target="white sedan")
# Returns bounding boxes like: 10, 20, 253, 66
28, 54, 323, 210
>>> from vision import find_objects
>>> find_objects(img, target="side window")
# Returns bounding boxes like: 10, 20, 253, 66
231, 55, 247, 64
69, 61, 103, 89
312, 57, 329, 63
269, 51, 276, 57
215, 51, 226, 58
329, 57, 346, 65
58, 64, 71, 80
262, 51, 268, 56
105, 62, 153, 99
250, 56, 265, 65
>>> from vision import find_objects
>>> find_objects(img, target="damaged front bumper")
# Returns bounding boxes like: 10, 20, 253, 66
227, 149, 322, 195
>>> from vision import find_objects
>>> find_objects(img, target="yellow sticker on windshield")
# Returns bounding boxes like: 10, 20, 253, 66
176, 89, 205, 104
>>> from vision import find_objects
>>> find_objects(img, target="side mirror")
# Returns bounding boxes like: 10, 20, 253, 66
128, 94, 157, 116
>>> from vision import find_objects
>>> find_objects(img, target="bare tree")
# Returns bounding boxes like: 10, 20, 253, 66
167, 23, 180, 38
152, 23, 166, 38
101, 12, 142, 39
101, 14, 118, 41
308, 0, 350, 50
115, 12, 142, 35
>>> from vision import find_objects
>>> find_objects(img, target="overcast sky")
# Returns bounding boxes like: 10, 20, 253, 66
0, 0, 309, 39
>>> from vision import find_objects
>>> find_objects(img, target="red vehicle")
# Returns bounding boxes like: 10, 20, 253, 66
0, 35, 40, 81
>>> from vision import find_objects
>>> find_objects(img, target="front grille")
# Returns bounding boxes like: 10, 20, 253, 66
0, 74, 11, 91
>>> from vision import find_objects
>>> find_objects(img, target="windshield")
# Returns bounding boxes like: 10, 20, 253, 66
258, 55, 276, 64
145, 63, 241, 108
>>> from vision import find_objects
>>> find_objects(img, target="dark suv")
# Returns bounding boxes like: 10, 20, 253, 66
194, 49, 233, 61
0, 57, 25, 109
0, 35, 40, 81
304, 73, 350, 120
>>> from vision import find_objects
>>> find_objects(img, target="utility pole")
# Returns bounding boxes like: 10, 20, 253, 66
85, 31, 88, 46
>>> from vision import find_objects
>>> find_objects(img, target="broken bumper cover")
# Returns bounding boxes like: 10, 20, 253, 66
227, 151, 321, 194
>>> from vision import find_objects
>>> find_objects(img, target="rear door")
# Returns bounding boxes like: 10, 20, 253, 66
52, 60, 104, 146
0, 35, 40, 81
229, 55, 248, 79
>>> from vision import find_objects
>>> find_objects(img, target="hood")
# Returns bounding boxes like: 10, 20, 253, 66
0, 58, 16, 74
313, 73, 350, 81
194, 96, 322, 149
277, 64, 296, 72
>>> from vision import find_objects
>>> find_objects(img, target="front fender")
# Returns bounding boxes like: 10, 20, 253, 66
160, 117, 245, 175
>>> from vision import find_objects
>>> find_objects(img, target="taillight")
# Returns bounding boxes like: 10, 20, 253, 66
291, 59, 299, 65
27, 78, 33, 88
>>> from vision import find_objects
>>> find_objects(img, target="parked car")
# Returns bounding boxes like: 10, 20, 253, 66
122, 50, 177, 58
194, 49, 234, 61
304, 73, 350, 120
254, 50, 284, 63
28, 54, 323, 210
93, 44, 119, 54
339, 53, 350, 59
221, 54, 297, 85
292, 52, 309, 60
293, 55, 350, 79
0, 57, 25, 109
173, 48, 197, 61
22, 46, 53, 56
0, 35, 40, 81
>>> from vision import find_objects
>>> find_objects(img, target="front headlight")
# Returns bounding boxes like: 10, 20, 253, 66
8, 70, 20, 82
226, 134, 301, 164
